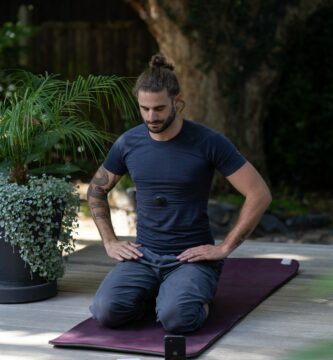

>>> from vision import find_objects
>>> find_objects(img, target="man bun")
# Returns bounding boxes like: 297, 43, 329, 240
149, 54, 175, 71
134, 53, 180, 97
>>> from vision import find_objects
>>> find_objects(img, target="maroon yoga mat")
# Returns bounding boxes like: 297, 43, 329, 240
49, 258, 299, 358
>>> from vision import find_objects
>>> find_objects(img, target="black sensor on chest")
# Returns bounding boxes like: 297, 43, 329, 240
153, 196, 167, 206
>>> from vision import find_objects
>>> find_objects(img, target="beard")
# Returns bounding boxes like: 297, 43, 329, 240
144, 105, 176, 134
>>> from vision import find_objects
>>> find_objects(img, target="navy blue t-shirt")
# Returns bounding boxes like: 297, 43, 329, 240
103, 119, 246, 255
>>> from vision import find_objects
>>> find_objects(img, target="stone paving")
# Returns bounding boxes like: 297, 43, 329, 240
252, 227, 333, 245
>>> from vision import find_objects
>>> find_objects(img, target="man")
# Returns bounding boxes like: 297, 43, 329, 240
87, 54, 272, 334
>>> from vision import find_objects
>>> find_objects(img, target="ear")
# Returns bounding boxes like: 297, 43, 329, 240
174, 93, 182, 103
174, 93, 185, 113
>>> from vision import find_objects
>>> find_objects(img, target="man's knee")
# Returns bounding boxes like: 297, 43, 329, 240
91, 296, 122, 327
91, 296, 141, 328
157, 302, 206, 334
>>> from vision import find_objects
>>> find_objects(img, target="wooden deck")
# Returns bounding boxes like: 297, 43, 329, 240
1, 238, 333, 360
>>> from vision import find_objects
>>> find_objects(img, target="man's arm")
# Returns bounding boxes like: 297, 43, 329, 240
177, 162, 272, 262
87, 165, 143, 261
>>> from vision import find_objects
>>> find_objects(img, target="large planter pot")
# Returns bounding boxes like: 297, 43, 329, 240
0, 227, 57, 303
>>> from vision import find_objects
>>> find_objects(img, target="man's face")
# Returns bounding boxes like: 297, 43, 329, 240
138, 89, 177, 134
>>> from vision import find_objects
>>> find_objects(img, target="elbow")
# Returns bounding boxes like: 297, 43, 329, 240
87, 183, 108, 203
263, 187, 272, 210
87, 183, 96, 203
87, 183, 92, 202
252, 185, 272, 211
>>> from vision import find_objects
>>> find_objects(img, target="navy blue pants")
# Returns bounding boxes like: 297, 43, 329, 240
90, 247, 223, 334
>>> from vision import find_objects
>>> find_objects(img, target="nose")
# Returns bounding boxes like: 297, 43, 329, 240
148, 110, 158, 121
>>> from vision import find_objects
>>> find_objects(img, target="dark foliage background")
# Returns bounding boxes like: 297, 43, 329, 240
264, 8, 333, 191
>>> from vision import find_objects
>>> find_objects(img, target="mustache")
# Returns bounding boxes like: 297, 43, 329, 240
146, 120, 163, 124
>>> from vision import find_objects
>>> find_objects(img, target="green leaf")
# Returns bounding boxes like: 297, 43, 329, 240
0, 70, 136, 182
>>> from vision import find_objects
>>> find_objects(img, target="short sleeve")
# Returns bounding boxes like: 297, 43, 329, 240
103, 137, 128, 176
209, 132, 246, 177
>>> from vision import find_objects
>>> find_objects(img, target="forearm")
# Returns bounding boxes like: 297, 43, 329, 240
87, 166, 142, 261
87, 186, 118, 244
87, 166, 121, 247
219, 190, 272, 256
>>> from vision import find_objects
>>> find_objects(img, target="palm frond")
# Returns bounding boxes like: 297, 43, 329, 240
0, 70, 136, 182
58, 115, 114, 161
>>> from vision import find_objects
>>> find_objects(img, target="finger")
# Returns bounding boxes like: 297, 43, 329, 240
177, 250, 194, 259
178, 248, 202, 259
127, 243, 143, 256
120, 253, 136, 260
181, 249, 212, 261
124, 242, 141, 248
177, 248, 198, 259
106, 248, 121, 261
113, 254, 124, 261
131, 243, 142, 248
122, 248, 142, 259
119, 248, 140, 260
178, 253, 199, 262
186, 254, 206, 262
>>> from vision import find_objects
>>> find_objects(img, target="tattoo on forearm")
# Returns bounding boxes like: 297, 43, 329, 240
89, 200, 110, 220
87, 166, 120, 223
89, 201, 108, 210
87, 185, 107, 200
93, 211, 110, 220
93, 166, 109, 186
87, 167, 119, 202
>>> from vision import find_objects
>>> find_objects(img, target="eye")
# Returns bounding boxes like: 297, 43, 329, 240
155, 106, 165, 112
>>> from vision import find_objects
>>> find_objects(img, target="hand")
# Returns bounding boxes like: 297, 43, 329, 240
177, 244, 228, 262
105, 240, 143, 261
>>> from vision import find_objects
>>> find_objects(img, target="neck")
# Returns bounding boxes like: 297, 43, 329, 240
149, 116, 183, 141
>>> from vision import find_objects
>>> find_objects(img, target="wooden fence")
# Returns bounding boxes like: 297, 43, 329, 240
28, 20, 157, 79
25, 20, 157, 136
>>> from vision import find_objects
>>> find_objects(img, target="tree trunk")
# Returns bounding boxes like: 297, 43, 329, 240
127, 0, 330, 182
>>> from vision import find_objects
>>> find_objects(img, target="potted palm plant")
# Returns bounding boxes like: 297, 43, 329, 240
0, 70, 135, 303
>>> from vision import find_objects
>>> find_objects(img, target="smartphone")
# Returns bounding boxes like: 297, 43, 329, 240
164, 335, 186, 360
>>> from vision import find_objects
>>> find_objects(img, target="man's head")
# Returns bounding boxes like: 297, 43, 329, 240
133, 54, 180, 98
134, 54, 183, 134
138, 89, 178, 134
